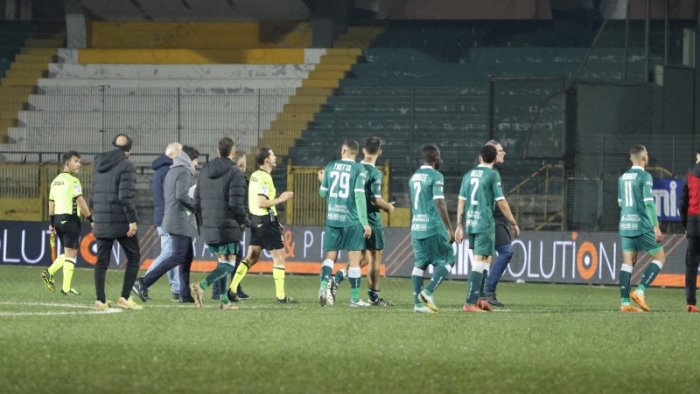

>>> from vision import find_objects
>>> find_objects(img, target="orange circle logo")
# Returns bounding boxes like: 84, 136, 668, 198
576, 241, 598, 281
80, 232, 97, 265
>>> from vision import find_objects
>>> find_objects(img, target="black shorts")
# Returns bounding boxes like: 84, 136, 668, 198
249, 215, 284, 251
54, 216, 81, 249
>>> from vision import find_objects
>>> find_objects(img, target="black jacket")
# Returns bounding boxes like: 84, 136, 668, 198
194, 157, 249, 245
91, 149, 138, 239
151, 154, 172, 227
681, 162, 700, 237
491, 164, 512, 247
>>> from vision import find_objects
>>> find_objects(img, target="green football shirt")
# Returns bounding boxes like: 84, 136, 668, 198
458, 165, 504, 234
409, 165, 447, 240
618, 166, 655, 236
320, 159, 367, 227
362, 162, 383, 229
49, 172, 83, 217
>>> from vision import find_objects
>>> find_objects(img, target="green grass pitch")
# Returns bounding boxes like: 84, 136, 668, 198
0, 265, 697, 393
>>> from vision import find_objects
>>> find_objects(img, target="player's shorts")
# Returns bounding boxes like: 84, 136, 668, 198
412, 232, 455, 269
621, 232, 663, 254
250, 215, 284, 251
207, 242, 240, 257
323, 224, 366, 252
469, 231, 496, 257
364, 226, 384, 251
54, 216, 81, 249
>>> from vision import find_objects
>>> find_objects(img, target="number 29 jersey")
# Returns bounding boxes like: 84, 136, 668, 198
618, 166, 655, 237
320, 158, 367, 227
409, 165, 446, 240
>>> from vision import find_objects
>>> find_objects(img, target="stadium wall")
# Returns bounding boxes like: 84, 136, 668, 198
0, 221, 689, 288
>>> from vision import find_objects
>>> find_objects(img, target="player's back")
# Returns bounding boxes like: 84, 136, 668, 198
618, 166, 654, 236
50, 172, 82, 217
322, 158, 367, 227
409, 165, 446, 239
362, 162, 383, 228
461, 165, 502, 234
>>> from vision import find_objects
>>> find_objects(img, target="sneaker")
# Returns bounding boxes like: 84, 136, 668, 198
227, 289, 240, 303
60, 288, 81, 296
171, 293, 181, 302
116, 297, 143, 310
318, 288, 327, 307
276, 296, 299, 304
41, 270, 56, 293
485, 292, 504, 307
462, 304, 486, 313
620, 305, 642, 313
237, 287, 250, 300
630, 290, 650, 312
219, 303, 239, 310
414, 304, 435, 313
190, 283, 204, 308
370, 297, 394, 307
131, 277, 148, 303
349, 299, 371, 308
327, 277, 338, 305
477, 298, 492, 312
687, 304, 699, 313
419, 290, 438, 312
94, 300, 111, 311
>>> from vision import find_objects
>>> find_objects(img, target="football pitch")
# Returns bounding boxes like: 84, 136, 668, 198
1, 265, 697, 393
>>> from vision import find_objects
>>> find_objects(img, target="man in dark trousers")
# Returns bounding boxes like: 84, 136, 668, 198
133, 146, 200, 303
91, 134, 142, 311
190, 137, 249, 309
680, 149, 700, 313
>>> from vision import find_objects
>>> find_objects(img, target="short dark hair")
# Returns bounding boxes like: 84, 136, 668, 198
182, 145, 199, 161
485, 139, 501, 148
218, 137, 235, 158
256, 147, 272, 166
480, 144, 497, 164
62, 150, 80, 165
630, 145, 646, 156
364, 137, 382, 155
421, 144, 440, 164
343, 139, 359, 153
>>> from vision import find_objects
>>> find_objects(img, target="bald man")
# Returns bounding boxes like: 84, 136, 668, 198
91, 134, 142, 310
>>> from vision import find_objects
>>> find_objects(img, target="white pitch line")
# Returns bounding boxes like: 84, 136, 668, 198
0, 301, 124, 317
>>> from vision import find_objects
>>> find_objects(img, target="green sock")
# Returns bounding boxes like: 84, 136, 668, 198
217, 276, 229, 303
466, 270, 484, 305
479, 269, 488, 297
411, 268, 424, 305
638, 261, 663, 293
619, 267, 632, 304
320, 262, 333, 290
348, 267, 361, 302
368, 287, 379, 303
201, 262, 234, 290
426, 264, 450, 294
335, 269, 346, 285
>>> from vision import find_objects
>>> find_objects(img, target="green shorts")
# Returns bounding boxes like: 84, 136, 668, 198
412, 232, 455, 269
365, 226, 384, 251
621, 232, 663, 254
469, 232, 495, 257
323, 224, 366, 252
207, 242, 240, 257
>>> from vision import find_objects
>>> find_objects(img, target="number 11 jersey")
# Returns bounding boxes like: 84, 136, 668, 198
320, 158, 367, 227
409, 165, 447, 240
618, 166, 655, 237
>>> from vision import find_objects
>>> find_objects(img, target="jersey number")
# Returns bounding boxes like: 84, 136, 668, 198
623, 180, 634, 207
470, 178, 480, 205
329, 171, 350, 199
413, 182, 421, 210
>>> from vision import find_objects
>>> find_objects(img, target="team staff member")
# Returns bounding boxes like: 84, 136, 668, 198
680, 149, 700, 313
41, 151, 93, 296
228, 148, 296, 304
91, 134, 142, 310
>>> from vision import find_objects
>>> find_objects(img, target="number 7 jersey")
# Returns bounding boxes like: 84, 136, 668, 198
618, 166, 655, 236
320, 158, 367, 227
409, 165, 447, 239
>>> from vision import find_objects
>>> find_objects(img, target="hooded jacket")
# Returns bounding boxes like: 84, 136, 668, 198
91, 149, 138, 239
151, 154, 172, 227
681, 162, 700, 236
162, 151, 198, 238
194, 157, 249, 245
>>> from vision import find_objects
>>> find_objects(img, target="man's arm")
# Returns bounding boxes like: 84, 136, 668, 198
175, 171, 196, 213
371, 196, 395, 213
455, 198, 465, 242
496, 199, 520, 238
318, 169, 328, 198
228, 170, 250, 227
257, 192, 293, 209
118, 164, 138, 237
680, 178, 689, 229
434, 198, 454, 243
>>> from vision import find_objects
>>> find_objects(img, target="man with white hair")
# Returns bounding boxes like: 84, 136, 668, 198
144, 142, 182, 301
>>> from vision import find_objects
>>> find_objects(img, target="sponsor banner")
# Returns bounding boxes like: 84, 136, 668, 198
0, 221, 689, 287
653, 178, 683, 222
